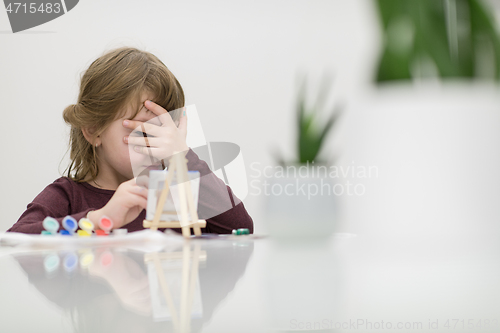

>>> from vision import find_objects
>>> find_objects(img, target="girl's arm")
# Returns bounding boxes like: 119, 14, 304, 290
7, 178, 93, 234
185, 148, 254, 234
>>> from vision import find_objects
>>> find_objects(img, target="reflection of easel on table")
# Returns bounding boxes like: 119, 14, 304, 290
145, 243, 206, 333
143, 153, 206, 238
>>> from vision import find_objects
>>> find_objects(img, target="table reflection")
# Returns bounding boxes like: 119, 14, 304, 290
12, 240, 254, 333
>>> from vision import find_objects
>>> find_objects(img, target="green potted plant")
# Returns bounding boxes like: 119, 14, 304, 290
275, 76, 340, 166
265, 76, 341, 240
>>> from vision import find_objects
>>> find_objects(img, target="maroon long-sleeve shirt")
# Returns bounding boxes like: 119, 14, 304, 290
8, 149, 253, 235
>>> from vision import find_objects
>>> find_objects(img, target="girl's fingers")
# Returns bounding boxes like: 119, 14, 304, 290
124, 185, 148, 207
125, 135, 156, 147
131, 145, 179, 161
124, 120, 162, 137
144, 100, 179, 128
127, 137, 171, 155
158, 111, 175, 128
124, 196, 148, 211
131, 185, 148, 199
178, 113, 187, 137
131, 145, 157, 157
144, 100, 167, 116
123, 179, 146, 194
135, 196, 148, 209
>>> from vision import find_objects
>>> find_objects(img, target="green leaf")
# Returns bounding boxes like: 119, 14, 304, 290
375, 0, 500, 81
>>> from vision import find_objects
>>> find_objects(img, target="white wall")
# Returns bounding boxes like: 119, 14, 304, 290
0, 0, 379, 233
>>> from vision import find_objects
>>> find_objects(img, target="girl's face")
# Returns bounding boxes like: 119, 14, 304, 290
96, 91, 159, 188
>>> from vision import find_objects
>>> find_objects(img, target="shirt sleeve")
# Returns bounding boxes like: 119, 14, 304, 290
184, 148, 254, 234
7, 179, 93, 234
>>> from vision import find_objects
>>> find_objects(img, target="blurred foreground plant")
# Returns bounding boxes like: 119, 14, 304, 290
376, 0, 500, 81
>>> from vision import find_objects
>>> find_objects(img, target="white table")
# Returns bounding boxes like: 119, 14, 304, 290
0, 232, 499, 333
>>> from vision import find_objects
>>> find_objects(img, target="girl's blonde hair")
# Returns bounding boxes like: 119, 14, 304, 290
62, 47, 185, 182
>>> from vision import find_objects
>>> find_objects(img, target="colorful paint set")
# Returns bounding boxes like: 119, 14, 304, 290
41, 215, 127, 236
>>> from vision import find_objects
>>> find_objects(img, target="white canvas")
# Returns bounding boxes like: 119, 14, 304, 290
146, 170, 201, 223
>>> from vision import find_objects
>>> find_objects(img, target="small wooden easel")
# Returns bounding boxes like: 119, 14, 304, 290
143, 153, 206, 238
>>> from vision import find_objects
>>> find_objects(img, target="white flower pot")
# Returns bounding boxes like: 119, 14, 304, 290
263, 165, 337, 240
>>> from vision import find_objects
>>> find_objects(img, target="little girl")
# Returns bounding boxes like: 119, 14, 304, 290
8, 47, 253, 234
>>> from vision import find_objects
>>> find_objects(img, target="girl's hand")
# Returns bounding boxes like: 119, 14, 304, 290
123, 101, 188, 162
88, 178, 148, 229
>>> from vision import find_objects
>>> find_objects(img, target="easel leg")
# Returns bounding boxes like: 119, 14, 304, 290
151, 162, 177, 231
175, 155, 191, 237
178, 156, 202, 236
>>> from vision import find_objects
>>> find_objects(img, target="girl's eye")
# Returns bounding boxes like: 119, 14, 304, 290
131, 130, 154, 138
131, 131, 143, 137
